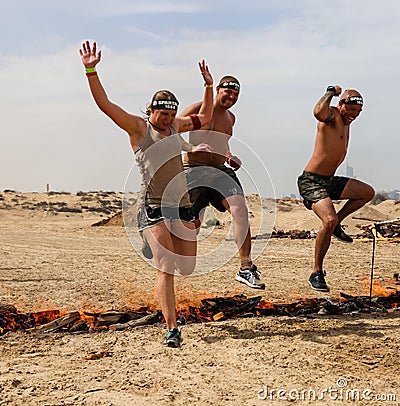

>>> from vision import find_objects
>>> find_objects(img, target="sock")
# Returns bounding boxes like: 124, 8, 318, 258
240, 260, 252, 270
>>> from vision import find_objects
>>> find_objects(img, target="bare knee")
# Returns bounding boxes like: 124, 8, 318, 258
153, 253, 175, 275
365, 185, 375, 202
177, 267, 195, 276
157, 269, 174, 284
351, 181, 375, 202
230, 204, 248, 220
176, 257, 196, 276
322, 214, 339, 231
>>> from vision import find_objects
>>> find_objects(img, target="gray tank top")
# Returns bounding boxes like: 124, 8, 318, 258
135, 123, 192, 208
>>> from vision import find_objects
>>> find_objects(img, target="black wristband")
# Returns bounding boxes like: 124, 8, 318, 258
326, 85, 336, 94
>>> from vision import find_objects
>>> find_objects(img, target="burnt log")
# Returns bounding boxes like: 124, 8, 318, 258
109, 311, 162, 331
29, 311, 81, 333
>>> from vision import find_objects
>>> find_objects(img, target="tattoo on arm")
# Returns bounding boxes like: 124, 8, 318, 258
315, 93, 335, 126
181, 121, 193, 130
315, 93, 333, 111
324, 107, 335, 127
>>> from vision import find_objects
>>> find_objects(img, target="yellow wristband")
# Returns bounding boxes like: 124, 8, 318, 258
204, 83, 213, 88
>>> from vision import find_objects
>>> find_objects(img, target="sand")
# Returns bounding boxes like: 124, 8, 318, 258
0, 191, 399, 405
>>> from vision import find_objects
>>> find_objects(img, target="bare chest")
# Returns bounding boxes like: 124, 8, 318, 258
204, 113, 233, 136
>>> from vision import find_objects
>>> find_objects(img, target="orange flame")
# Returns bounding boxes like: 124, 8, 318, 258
31, 309, 63, 325
363, 279, 396, 297
258, 300, 274, 309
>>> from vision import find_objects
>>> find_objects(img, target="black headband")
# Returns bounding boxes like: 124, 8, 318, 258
151, 99, 179, 110
219, 81, 240, 92
341, 96, 363, 106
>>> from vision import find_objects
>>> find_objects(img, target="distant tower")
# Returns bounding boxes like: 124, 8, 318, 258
346, 160, 354, 178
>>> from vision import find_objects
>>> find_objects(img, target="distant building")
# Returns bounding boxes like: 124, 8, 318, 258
388, 190, 400, 200
345, 161, 354, 178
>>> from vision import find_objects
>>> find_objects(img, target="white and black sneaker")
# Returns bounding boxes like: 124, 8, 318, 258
308, 270, 330, 292
235, 265, 265, 290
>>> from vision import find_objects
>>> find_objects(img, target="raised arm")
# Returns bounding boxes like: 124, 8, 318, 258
313, 85, 342, 124
79, 41, 146, 146
179, 101, 202, 117
174, 60, 214, 132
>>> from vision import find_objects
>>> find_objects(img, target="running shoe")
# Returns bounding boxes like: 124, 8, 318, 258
235, 264, 265, 290
332, 224, 353, 243
308, 270, 330, 292
141, 234, 153, 259
163, 328, 182, 348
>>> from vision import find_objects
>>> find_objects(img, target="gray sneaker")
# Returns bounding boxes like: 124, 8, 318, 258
235, 265, 265, 290
308, 270, 330, 292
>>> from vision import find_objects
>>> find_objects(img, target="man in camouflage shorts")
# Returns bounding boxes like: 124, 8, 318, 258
298, 85, 374, 292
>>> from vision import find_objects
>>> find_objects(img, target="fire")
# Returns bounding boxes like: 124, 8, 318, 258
175, 286, 225, 311
363, 279, 395, 297
175, 288, 224, 322
258, 300, 274, 309
0, 306, 103, 334
31, 309, 63, 325
115, 284, 159, 312
2, 285, 400, 335
0, 305, 33, 334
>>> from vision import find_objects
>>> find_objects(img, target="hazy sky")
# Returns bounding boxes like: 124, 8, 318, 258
0, 0, 399, 197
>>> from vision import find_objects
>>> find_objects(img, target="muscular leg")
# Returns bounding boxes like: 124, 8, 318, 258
311, 197, 339, 272
311, 179, 374, 272
221, 193, 265, 289
143, 220, 198, 329
336, 179, 375, 223
143, 223, 178, 330
222, 195, 252, 265
169, 220, 197, 276
156, 271, 177, 330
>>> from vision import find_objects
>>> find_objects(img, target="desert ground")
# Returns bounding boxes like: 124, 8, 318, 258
0, 190, 399, 406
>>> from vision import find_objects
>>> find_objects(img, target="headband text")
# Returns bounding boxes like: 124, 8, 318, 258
341, 96, 363, 106
219, 81, 240, 92
152, 100, 179, 110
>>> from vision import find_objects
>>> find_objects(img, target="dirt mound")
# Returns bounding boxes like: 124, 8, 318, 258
92, 195, 139, 227
375, 199, 400, 218
351, 205, 389, 222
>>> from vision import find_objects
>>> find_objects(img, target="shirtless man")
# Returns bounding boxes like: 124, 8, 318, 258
297, 85, 375, 292
180, 76, 265, 290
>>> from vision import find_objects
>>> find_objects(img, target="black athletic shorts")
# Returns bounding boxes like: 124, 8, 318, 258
184, 165, 244, 219
297, 171, 349, 210
137, 205, 195, 231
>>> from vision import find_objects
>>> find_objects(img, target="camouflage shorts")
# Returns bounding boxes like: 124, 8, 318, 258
297, 171, 349, 210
